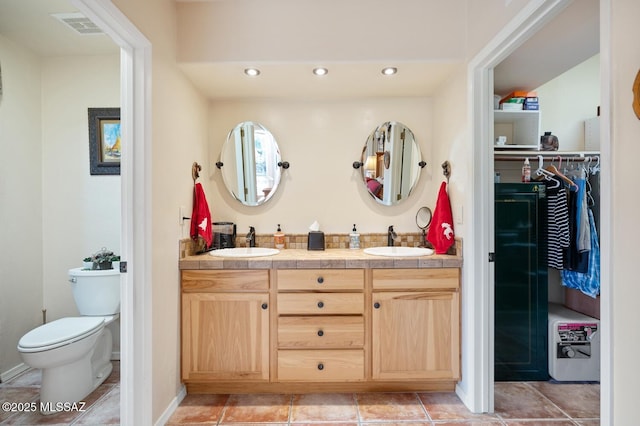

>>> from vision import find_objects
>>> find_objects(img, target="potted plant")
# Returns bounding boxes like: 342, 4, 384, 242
88, 247, 119, 270
83, 257, 93, 270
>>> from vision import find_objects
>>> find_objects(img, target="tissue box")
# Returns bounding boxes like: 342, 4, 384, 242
307, 231, 325, 250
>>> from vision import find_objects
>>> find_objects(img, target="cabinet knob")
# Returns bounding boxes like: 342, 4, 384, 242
374, 302, 381, 309
317, 301, 324, 309
317, 276, 324, 284
317, 329, 324, 337
317, 363, 324, 370
261, 303, 268, 310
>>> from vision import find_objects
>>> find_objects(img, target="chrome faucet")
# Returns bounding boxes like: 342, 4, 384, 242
387, 225, 397, 246
246, 226, 256, 247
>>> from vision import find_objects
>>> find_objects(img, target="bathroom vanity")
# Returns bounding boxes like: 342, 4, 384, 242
179, 249, 461, 394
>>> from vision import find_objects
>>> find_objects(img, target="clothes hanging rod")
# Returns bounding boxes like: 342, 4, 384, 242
494, 153, 600, 162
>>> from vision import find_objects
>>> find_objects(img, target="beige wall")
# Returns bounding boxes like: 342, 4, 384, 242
610, 0, 640, 421
206, 97, 439, 235
41, 54, 121, 321
0, 35, 43, 379
537, 54, 600, 151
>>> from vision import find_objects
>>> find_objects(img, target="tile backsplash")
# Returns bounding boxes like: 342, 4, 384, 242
180, 234, 461, 258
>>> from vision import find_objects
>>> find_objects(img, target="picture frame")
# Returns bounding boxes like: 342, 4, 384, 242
88, 107, 121, 175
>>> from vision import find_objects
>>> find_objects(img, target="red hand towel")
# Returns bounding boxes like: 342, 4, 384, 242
427, 181, 455, 254
190, 183, 212, 248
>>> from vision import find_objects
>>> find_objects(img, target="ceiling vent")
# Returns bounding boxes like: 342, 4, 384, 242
51, 12, 103, 35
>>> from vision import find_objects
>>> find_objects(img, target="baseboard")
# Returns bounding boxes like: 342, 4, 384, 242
0, 363, 30, 383
154, 384, 186, 426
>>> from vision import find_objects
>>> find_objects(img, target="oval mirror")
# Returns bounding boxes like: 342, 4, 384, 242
219, 122, 282, 206
359, 121, 423, 205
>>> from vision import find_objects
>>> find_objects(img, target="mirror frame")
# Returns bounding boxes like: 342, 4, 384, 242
218, 121, 283, 206
359, 121, 424, 206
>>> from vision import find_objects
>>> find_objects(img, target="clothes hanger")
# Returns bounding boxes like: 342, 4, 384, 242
534, 155, 560, 189
545, 160, 578, 190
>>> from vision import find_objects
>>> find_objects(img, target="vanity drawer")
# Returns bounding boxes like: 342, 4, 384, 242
278, 293, 364, 315
278, 316, 364, 348
277, 349, 364, 381
277, 269, 364, 291
181, 269, 269, 292
372, 268, 460, 291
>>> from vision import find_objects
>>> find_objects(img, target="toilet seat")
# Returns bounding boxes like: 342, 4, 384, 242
18, 317, 105, 353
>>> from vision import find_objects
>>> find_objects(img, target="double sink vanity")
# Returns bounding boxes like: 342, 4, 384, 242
180, 118, 461, 393
179, 246, 462, 394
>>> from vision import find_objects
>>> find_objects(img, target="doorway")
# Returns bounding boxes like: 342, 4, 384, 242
72, 0, 152, 424
466, 0, 611, 422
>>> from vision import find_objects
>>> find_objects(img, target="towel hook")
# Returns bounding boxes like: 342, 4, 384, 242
192, 162, 201, 184
441, 161, 451, 183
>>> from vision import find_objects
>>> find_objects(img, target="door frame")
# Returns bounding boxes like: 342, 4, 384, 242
464, 0, 611, 422
72, 1, 152, 424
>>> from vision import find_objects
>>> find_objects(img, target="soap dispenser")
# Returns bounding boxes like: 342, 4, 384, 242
349, 224, 360, 249
274, 224, 285, 249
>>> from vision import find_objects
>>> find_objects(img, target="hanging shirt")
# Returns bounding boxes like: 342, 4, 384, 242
545, 185, 570, 269
561, 209, 600, 298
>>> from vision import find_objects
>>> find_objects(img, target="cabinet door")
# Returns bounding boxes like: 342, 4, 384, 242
182, 292, 269, 381
372, 291, 460, 380
494, 184, 548, 380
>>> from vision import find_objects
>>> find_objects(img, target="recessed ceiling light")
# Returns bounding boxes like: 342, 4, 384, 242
244, 68, 260, 77
381, 67, 398, 76
313, 67, 328, 76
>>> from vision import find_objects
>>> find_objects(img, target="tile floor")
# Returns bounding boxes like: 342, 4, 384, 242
0, 363, 599, 425
166, 381, 599, 425
0, 362, 120, 425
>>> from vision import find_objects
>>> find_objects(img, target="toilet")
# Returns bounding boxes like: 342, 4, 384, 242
17, 267, 120, 415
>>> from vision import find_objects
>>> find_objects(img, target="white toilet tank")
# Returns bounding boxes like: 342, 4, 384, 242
68, 268, 120, 315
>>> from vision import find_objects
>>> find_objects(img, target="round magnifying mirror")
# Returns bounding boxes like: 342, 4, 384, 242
416, 206, 432, 229
416, 206, 432, 247
360, 121, 423, 205
219, 122, 282, 206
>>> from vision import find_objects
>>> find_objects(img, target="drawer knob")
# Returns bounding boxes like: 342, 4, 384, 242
317, 363, 324, 370
317, 276, 324, 284
261, 303, 268, 310
317, 329, 324, 337
374, 302, 381, 309
317, 301, 324, 309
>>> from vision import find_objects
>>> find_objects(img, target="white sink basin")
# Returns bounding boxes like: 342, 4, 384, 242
364, 246, 434, 257
209, 247, 280, 258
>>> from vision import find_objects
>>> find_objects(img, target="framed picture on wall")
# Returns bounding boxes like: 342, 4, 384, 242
88, 107, 121, 175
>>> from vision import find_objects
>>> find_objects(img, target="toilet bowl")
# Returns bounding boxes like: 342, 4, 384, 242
17, 268, 120, 415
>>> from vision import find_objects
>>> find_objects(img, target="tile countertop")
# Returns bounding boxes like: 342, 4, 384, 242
179, 248, 463, 270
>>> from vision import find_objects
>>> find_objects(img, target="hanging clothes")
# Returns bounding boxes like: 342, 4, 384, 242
575, 178, 591, 252
561, 209, 600, 298
563, 186, 589, 273
545, 185, 570, 270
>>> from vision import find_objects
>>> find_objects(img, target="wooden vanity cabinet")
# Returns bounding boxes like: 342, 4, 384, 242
371, 268, 461, 381
181, 270, 270, 382
180, 266, 461, 391
276, 269, 365, 382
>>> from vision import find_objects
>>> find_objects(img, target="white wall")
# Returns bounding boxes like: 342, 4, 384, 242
537, 53, 600, 151
0, 35, 43, 380
41, 54, 121, 321
206, 98, 438, 235
610, 0, 640, 421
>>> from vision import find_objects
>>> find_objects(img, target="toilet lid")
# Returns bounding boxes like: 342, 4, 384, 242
18, 317, 105, 350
